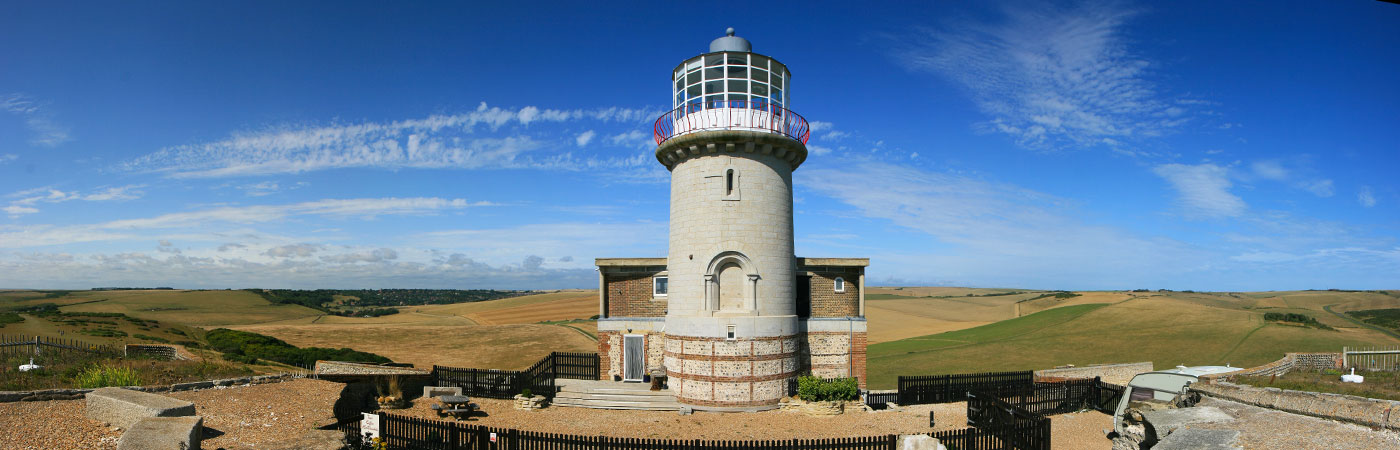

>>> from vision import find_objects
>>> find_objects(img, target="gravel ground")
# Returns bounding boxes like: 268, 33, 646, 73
1189, 397, 1400, 450
164, 378, 344, 449
0, 398, 120, 450
395, 397, 1116, 445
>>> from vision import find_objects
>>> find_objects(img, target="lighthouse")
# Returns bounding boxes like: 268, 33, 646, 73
594, 29, 867, 412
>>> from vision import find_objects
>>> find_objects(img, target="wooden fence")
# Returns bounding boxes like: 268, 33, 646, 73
1343, 346, 1400, 371
896, 371, 1034, 405
0, 334, 122, 358
433, 352, 600, 399
340, 413, 896, 450
964, 391, 1051, 450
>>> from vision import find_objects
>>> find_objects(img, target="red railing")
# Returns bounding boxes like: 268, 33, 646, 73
653, 100, 810, 145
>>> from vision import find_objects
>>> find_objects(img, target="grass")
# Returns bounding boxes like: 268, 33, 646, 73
52, 289, 323, 326
1234, 369, 1400, 401
228, 323, 596, 370
1, 355, 254, 391
73, 364, 143, 388
866, 291, 1400, 389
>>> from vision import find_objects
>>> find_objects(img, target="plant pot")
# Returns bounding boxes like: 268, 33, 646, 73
613, 374, 622, 382
642, 374, 651, 383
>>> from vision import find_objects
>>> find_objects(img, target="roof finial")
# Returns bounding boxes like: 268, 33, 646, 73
726, 27, 735, 37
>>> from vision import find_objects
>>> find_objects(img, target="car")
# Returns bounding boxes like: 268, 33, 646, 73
1112, 365, 1239, 435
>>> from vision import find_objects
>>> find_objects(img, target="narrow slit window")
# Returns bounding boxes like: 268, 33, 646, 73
834, 277, 846, 293
725, 169, 735, 196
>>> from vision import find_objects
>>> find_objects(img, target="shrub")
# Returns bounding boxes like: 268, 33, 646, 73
73, 365, 142, 388
206, 328, 390, 366
0, 312, 22, 325
520, 388, 533, 398
796, 376, 858, 402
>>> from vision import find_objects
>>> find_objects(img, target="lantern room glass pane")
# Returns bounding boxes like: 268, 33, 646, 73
728, 94, 747, 103
705, 95, 723, 107
728, 79, 746, 93
727, 53, 746, 65
705, 81, 723, 94
687, 71, 699, 86
705, 54, 722, 67
685, 58, 702, 72
751, 55, 770, 70
676, 92, 685, 105
771, 89, 782, 102
676, 78, 684, 91
705, 67, 723, 80
770, 74, 783, 89
751, 69, 767, 82
751, 82, 768, 97
727, 65, 747, 78
687, 84, 701, 97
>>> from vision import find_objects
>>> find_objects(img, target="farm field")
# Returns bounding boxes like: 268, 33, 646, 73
228, 323, 596, 370
3, 289, 324, 326
865, 290, 1400, 389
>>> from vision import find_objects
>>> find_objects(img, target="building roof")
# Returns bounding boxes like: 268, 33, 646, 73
595, 257, 666, 267
596, 257, 868, 268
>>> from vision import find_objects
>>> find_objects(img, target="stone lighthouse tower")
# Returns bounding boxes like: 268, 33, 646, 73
592, 29, 867, 413
655, 29, 809, 411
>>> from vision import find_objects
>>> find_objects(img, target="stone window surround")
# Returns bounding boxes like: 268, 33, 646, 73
702, 251, 760, 316
833, 277, 845, 293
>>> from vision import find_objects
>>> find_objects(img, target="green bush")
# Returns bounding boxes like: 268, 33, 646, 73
520, 388, 533, 398
0, 312, 22, 325
796, 376, 858, 402
205, 328, 390, 366
132, 333, 170, 343
73, 365, 142, 388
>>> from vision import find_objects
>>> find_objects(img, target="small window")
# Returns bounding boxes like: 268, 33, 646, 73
725, 169, 734, 196
834, 277, 846, 293
653, 276, 668, 297
726, 325, 737, 341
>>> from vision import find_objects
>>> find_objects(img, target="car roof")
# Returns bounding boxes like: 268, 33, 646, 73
1149, 365, 1239, 377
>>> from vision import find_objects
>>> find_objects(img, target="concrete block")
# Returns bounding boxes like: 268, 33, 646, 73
896, 435, 946, 450
423, 386, 462, 398
117, 416, 202, 450
1141, 407, 1234, 440
86, 387, 196, 428
1151, 428, 1240, 450
1386, 401, 1400, 431
171, 381, 213, 391
263, 429, 345, 450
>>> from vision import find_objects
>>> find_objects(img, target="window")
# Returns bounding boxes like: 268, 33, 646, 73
722, 167, 740, 201
653, 276, 668, 297
834, 277, 846, 293
726, 325, 737, 341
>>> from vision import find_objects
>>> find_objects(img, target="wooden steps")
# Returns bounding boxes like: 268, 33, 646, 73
551, 379, 680, 411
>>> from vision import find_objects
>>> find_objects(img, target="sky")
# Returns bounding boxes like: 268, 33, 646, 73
1, 1, 1397, 291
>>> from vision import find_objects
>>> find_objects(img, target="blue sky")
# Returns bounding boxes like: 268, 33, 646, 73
1, 1, 1396, 290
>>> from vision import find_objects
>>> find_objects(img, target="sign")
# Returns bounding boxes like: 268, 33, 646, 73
490, 432, 497, 442
361, 412, 380, 440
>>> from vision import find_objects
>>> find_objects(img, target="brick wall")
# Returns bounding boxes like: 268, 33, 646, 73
806, 269, 860, 318
605, 272, 667, 318
804, 331, 867, 389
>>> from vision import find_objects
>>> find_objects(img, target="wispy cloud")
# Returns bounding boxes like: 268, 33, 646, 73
120, 103, 659, 178
575, 130, 596, 147
0, 154, 16, 164
3, 185, 145, 217
801, 162, 1199, 288
1, 94, 72, 147
1152, 163, 1246, 218
1358, 186, 1377, 207
0, 196, 488, 248
897, 1, 1192, 151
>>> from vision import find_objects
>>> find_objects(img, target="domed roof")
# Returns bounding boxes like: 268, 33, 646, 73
709, 27, 751, 53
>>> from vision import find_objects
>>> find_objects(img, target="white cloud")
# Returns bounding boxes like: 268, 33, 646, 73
120, 103, 658, 178
575, 130, 596, 147
0, 196, 487, 248
608, 129, 651, 149
800, 162, 1200, 288
1250, 160, 1289, 181
4, 185, 144, 215
264, 243, 323, 258
4, 205, 39, 217
1, 94, 72, 147
320, 247, 398, 264
898, 2, 1191, 151
1152, 163, 1246, 218
808, 121, 834, 132
1302, 179, 1334, 198
0, 154, 16, 163
1358, 187, 1376, 207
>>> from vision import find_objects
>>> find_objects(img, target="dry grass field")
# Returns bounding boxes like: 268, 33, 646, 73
866, 290, 1400, 388
43, 290, 322, 326
230, 323, 595, 370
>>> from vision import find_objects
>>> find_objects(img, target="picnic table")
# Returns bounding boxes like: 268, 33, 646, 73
431, 395, 477, 419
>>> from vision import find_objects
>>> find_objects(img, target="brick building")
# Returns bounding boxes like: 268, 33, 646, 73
595, 29, 868, 412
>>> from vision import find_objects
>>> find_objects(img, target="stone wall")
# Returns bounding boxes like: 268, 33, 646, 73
805, 268, 860, 318
1033, 362, 1153, 385
597, 330, 667, 381
1192, 380, 1400, 431
1205, 353, 1343, 379
806, 331, 867, 388
664, 334, 801, 409
605, 272, 667, 318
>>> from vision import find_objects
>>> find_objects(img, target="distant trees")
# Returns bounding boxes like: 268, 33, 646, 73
206, 328, 391, 366
1264, 312, 1334, 330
